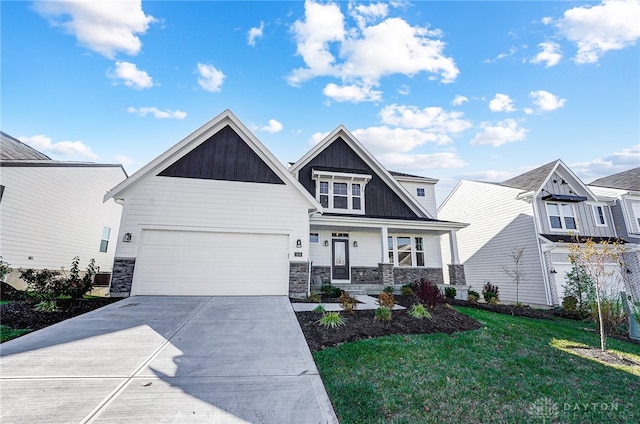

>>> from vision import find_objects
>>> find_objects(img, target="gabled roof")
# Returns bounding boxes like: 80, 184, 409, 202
590, 167, 640, 191
501, 160, 557, 191
1, 131, 51, 160
104, 110, 321, 211
289, 125, 435, 219
501, 159, 597, 201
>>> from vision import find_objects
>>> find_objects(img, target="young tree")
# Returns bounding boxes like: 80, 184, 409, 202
503, 246, 526, 305
568, 239, 625, 351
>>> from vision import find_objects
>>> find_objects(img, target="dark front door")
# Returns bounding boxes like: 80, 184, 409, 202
332, 239, 350, 280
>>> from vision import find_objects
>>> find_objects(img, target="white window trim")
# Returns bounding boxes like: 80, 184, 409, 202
416, 187, 425, 197
313, 170, 371, 215
546, 202, 578, 232
387, 235, 426, 267
632, 203, 640, 234
591, 204, 607, 227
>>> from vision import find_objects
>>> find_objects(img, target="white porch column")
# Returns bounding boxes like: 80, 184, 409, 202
449, 230, 460, 264
380, 226, 389, 263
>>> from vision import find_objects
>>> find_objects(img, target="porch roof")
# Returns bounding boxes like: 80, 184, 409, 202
310, 214, 467, 234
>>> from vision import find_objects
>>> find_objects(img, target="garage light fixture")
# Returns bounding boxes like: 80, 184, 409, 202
324, 240, 329, 247
122, 233, 132, 243
353, 241, 358, 247
296, 239, 302, 248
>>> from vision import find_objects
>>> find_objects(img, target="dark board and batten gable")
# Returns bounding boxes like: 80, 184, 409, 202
158, 125, 284, 184
299, 137, 422, 220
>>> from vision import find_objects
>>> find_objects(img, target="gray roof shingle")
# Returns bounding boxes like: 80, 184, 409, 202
500, 160, 559, 191
1, 131, 51, 161
590, 167, 640, 191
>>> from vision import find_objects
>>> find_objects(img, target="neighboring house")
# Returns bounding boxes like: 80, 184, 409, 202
439, 160, 638, 307
589, 167, 640, 301
0, 131, 127, 289
105, 110, 467, 297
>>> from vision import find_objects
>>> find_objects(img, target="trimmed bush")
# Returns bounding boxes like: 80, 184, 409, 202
412, 278, 444, 308
401, 284, 414, 297
444, 286, 457, 299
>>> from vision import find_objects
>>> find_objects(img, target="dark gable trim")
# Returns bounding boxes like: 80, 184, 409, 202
158, 124, 284, 185
299, 137, 421, 219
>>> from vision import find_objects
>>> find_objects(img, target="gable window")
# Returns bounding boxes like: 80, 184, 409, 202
592, 205, 607, 227
99, 227, 111, 253
546, 203, 577, 231
388, 236, 426, 267
416, 188, 425, 197
313, 170, 371, 214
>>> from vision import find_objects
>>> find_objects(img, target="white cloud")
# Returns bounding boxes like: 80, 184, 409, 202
260, 119, 284, 133
34, 0, 155, 58
323, 82, 382, 103
470, 119, 528, 147
542, 16, 553, 25
127, 106, 187, 119
196, 63, 225, 92
247, 21, 264, 46
557, 0, 640, 64
379, 104, 472, 134
572, 144, 640, 180
397, 85, 410, 95
108, 61, 153, 89
353, 126, 444, 154
114, 154, 136, 165
528, 90, 566, 113
452, 95, 468, 106
489, 93, 516, 112
483, 46, 517, 63
377, 151, 467, 170
530, 42, 563, 67
288, 0, 458, 101
19, 134, 98, 160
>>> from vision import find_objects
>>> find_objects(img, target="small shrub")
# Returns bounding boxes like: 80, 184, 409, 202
589, 298, 627, 335
383, 286, 394, 294
374, 306, 392, 321
307, 293, 321, 303
320, 283, 342, 298
377, 291, 396, 309
0, 256, 11, 280
412, 278, 444, 308
409, 303, 432, 319
562, 296, 578, 312
312, 304, 326, 314
339, 291, 357, 314
467, 290, 480, 303
34, 300, 59, 313
444, 287, 457, 299
482, 282, 500, 304
401, 284, 414, 297
62, 257, 98, 299
319, 312, 345, 328
19, 268, 64, 301
330, 286, 343, 298
513, 302, 526, 308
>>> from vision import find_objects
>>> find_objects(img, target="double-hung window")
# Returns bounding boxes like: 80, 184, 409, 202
313, 170, 371, 214
99, 226, 111, 253
546, 203, 577, 231
388, 236, 426, 267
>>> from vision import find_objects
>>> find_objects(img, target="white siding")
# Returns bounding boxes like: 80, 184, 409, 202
114, 176, 310, 261
0, 166, 125, 272
439, 180, 548, 305
397, 180, 438, 216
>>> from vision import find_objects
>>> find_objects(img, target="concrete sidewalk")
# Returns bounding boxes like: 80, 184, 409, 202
292, 294, 406, 312
0, 296, 338, 424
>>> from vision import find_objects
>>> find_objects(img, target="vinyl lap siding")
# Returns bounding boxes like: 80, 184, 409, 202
0, 166, 125, 271
438, 181, 548, 305
115, 176, 310, 260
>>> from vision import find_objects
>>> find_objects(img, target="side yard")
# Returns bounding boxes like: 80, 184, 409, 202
313, 306, 640, 424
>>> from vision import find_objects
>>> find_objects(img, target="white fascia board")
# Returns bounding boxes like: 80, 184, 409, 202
104, 109, 322, 212
393, 175, 439, 184
310, 214, 468, 233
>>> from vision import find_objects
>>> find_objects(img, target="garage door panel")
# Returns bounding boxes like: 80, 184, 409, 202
133, 230, 289, 296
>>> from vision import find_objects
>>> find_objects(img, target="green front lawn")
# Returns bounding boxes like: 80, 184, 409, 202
0, 325, 31, 343
315, 307, 640, 424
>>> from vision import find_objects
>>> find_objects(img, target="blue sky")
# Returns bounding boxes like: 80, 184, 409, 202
2, 0, 639, 203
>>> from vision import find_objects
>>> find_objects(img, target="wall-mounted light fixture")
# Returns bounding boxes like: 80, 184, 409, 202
353, 241, 358, 248
122, 233, 132, 243
324, 240, 329, 247
296, 239, 302, 248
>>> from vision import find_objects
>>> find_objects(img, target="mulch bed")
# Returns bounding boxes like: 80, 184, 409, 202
1, 298, 122, 332
295, 295, 481, 352
445, 298, 552, 320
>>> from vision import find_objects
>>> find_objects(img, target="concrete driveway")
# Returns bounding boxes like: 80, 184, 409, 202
0, 296, 338, 424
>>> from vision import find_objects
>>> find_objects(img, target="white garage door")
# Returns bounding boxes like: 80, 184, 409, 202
132, 230, 289, 295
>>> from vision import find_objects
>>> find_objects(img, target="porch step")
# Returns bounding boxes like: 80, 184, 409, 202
343, 289, 366, 296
